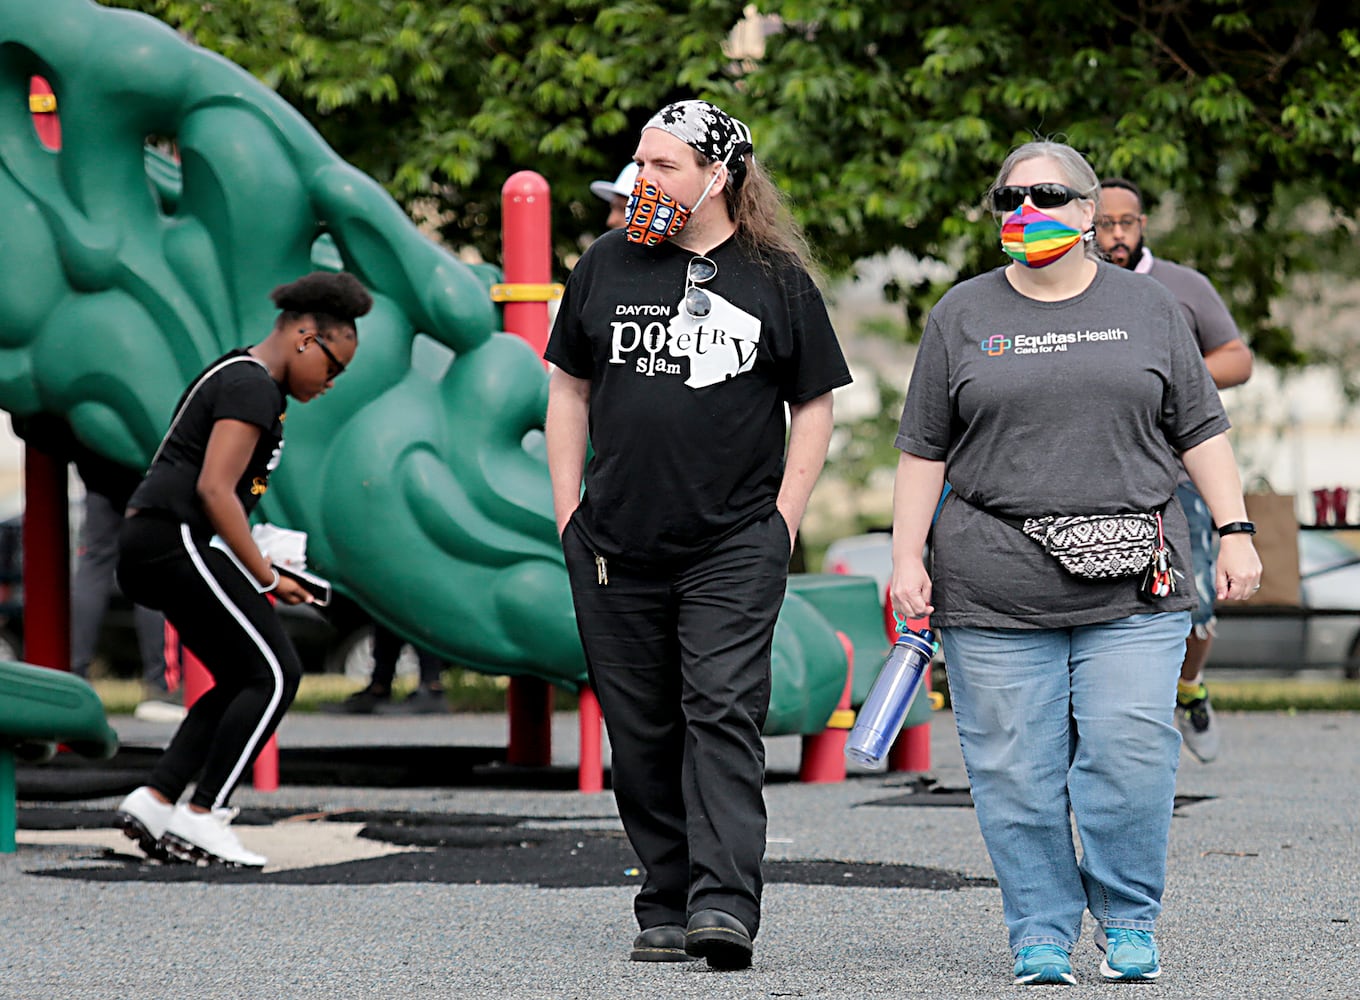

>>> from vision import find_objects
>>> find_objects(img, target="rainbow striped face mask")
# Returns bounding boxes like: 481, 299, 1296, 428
1001, 207, 1082, 268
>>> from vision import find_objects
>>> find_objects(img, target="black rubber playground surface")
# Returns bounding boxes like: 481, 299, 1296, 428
12, 722, 1208, 892
15, 740, 1003, 889
14, 743, 517, 801
20, 804, 999, 889
16, 749, 1211, 890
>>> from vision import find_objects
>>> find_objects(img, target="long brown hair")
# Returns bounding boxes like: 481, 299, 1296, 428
705, 150, 817, 274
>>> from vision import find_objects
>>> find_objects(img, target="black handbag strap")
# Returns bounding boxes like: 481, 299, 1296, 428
949, 485, 1169, 533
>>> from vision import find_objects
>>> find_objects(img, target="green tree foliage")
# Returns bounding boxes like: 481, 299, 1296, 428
735, 0, 1360, 367
101, 0, 747, 260
100, 0, 1360, 370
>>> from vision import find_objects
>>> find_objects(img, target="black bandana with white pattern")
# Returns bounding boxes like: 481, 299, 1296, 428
643, 100, 753, 165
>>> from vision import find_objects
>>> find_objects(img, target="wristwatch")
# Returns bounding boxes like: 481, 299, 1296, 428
1216, 521, 1257, 537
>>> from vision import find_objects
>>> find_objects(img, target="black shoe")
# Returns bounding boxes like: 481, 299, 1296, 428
319, 685, 389, 715
375, 687, 450, 715
629, 924, 694, 963
685, 909, 753, 970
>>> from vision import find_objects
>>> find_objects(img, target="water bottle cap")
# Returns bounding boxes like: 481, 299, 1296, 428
893, 619, 934, 645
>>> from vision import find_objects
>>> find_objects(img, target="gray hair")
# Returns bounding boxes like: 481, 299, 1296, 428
989, 141, 1100, 202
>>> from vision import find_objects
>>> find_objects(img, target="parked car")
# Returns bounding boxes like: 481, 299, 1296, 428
1210, 529, 1360, 678
822, 529, 893, 597
0, 512, 376, 678
821, 528, 1360, 677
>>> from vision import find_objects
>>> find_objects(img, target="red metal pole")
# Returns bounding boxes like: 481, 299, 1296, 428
21, 81, 68, 673
22, 447, 70, 670
252, 734, 280, 791
501, 170, 553, 364
501, 170, 555, 767
577, 685, 603, 793
178, 632, 212, 706
169, 621, 278, 792
798, 631, 855, 783
29, 76, 61, 151
888, 672, 932, 773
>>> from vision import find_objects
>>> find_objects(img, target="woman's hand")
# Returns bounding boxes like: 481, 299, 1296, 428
1216, 534, 1263, 601
272, 574, 314, 606
890, 555, 935, 620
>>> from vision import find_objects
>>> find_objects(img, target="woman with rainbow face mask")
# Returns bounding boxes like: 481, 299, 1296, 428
889, 141, 1260, 987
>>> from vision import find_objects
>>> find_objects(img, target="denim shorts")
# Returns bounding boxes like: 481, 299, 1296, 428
1175, 481, 1218, 636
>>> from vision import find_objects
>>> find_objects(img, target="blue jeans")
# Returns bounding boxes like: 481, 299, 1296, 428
1175, 481, 1218, 636
941, 612, 1190, 955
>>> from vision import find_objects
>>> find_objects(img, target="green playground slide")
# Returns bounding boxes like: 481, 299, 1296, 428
0, 660, 118, 851
0, 0, 893, 739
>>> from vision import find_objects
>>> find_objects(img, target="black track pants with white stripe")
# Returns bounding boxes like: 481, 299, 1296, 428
117, 515, 302, 811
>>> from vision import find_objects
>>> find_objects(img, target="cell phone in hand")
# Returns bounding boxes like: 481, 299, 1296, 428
276, 564, 332, 606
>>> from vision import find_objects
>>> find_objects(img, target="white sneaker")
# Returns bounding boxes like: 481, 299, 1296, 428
116, 786, 177, 861
163, 805, 267, 867
1175, 687, 1221, 763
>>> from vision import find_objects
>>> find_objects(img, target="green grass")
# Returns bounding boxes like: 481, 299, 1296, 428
94, 667, 573, 716
1202, 677, 1360, 712
96, 673, 1356, 716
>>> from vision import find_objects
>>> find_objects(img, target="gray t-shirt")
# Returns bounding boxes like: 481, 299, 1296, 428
1148, 254, 1243, 486
895, 263, 1230, 628
1148, 256, 1241, 354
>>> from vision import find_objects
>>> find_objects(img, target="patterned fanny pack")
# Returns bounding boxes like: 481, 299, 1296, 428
1019, 513, 1159, 580
958, 490, 1173, 586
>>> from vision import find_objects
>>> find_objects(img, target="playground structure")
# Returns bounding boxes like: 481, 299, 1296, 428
0, 0, 931, 792
0, 659, 117, 852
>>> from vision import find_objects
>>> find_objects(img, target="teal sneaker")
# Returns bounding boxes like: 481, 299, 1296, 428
1013, 944, 1076, 985
1096, 927, 1161, 981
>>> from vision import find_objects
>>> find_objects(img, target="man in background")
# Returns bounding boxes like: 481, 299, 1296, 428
1096, 177, 1254, 763
12, 414, 175, 719
589, 161, 639, 232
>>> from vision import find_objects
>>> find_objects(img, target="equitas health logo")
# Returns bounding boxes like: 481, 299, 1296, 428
980, 329, 1129, 357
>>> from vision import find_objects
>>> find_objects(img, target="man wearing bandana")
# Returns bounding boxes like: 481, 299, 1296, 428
1095, 178, 1254, 765
545, 99, 851, 970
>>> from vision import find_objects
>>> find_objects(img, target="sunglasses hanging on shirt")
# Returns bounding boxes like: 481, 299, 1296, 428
683, 256, 718, 320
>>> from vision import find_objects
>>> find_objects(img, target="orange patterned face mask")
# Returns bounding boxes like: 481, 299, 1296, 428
623, 174, 694, 246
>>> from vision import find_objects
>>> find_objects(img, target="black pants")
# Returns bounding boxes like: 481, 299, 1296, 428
117, 515, 302, 811
370, 624, 445, 689
563, 510, 789, 938
71, 488, 166, 687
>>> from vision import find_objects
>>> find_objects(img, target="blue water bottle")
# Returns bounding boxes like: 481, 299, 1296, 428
844, 626, 935, 769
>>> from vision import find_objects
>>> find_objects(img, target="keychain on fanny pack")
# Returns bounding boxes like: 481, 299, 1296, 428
1139, 512, 1177, 598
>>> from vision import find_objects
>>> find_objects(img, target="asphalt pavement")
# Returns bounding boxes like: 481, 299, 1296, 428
3, 707, 1357, 999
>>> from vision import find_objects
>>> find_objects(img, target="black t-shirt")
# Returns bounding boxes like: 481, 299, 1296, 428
128, 350, 287, 539
545, 229, 851, 565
